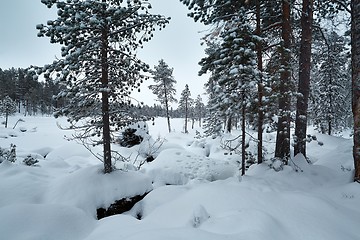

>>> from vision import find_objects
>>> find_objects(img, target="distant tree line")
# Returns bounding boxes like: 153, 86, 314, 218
0, 67, 62, 116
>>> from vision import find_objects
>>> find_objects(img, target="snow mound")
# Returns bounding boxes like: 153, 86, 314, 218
0, 161, 49, 206
46, 165, 153, 218
191, 204, 210, 227
0, 203, 95, 240
46, 142, 92, 161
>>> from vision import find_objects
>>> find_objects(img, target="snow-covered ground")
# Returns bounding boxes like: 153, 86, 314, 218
0, 115, 359, 240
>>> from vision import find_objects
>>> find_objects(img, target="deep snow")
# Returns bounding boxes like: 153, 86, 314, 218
0, 115, 359, 240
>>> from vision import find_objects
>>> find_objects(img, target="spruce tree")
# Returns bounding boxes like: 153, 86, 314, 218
178, 84, 192, 133
294, 0, 313, 158
194, 94, 205, 127
149, 59, 177, 133
0, 96, 17, 128
274, 0, 292, 164
311, 31, 351, 135
36, 0, 169, 173
200, 7, 259, 131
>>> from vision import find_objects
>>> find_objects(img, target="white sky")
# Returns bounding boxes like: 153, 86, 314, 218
0, 0, 209, 106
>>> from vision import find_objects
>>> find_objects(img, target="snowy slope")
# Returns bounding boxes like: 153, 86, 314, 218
0, 115, 359, 240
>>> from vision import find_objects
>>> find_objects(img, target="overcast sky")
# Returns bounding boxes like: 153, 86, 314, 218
0, 0, 209, 106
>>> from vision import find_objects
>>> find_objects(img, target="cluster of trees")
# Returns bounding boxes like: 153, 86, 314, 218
2, 0, 359, 182
0, 68, 61, 117
180, 0, 358, 179
148, 59, 206, 133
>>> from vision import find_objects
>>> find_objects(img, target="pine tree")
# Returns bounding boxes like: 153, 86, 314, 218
200, 43, 225, 136
194, 94, 205, 127
149, 59, 177, 133
311, 31, 351, 135
274, 0, 292, 164
200, 7, 259, 129
183, 0, 286, 163
294, 0, 313, 158
36, 0, 169, 173
178, 84, 192, 133
0, 96, 17, 128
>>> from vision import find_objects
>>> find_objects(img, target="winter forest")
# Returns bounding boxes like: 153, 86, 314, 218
0, 0, 360, 239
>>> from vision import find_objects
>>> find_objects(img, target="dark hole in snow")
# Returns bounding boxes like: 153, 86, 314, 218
96, 192, 149, 220
136, 212, 143, 220
145, 155, 155, 162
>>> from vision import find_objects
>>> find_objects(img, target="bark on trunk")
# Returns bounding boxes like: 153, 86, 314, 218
5, 112, 8, 128
164, 84, 171, 133
352, 0, 360, 182
294, 0, 313, 158
275, 0, 292, 163
241, 93, 246, 176
226, 116, 232, 133
165, 102, 171, 133
256, 0, 264, 164
328, 56, 333, 136
184, 99, 188, 133
101, 2, 112, 174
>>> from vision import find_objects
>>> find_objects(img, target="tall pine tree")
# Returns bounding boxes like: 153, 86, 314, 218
36, 0, 169, 173
294, 0, 313, 158
149, 59, 177, 133
311, 31, 351, 135
178, 84, 192, 133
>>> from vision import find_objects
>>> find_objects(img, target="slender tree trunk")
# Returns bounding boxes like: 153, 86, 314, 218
184, 98, 188, 133
328, 53, 333, 136
199, 113, 202, 127
101, 2, 112, 174
328, 117, 332, 135
163, 83, 171, 133
5, 112, 8, 128
352, 0, 360, 182
241, 93, 246, 176
226, 116, 232, 133
165, 101, 171, 133
256, 0, 264, 164
294, 0, 313, 157
275, 0, 292, 163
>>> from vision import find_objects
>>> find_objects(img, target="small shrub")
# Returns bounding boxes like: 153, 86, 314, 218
23, 155, 39, 166
118, 121, 149, 148
118, 128, 144, 147
267, 157, 285, 172
0, 144, 17, 163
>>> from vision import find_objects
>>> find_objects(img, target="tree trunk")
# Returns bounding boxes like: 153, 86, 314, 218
352, 0, 360, 182
241, 93, 246, 176
328, 53, 333, 136
226, 116, 232, 133
275, 0, 292, 163
101, 2, 112, 174
256, 0, 264, 164
165, 101, 171, 133
294, 0, 313, 157
184, 99, 188, 133
5, 112, 8, 128
199, 109, 202, 127
164, 83, 171, 133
